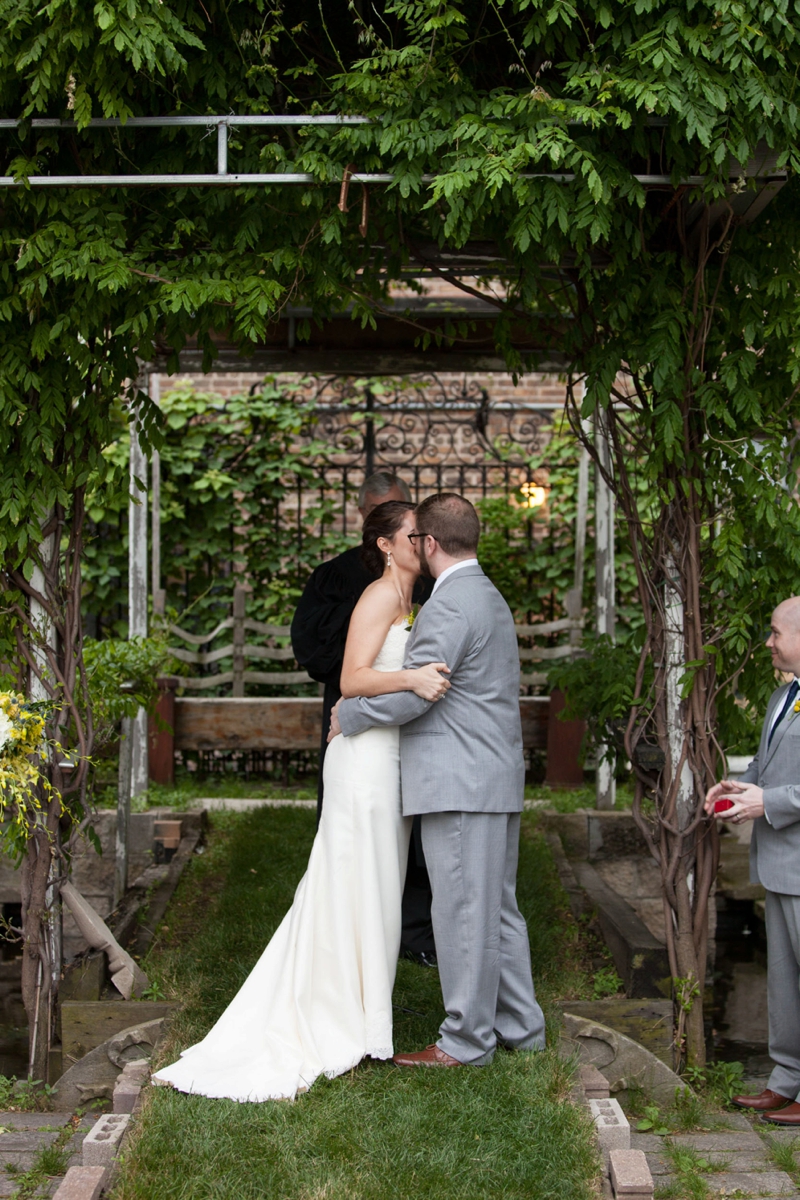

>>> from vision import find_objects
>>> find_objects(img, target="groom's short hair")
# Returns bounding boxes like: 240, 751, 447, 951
417, 493, 480, 556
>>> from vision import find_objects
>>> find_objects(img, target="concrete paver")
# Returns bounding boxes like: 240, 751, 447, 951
0, 1113, 95, 1199
631, 1123, 800, 1198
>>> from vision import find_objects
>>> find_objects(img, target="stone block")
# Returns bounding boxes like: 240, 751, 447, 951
107, 1019, 168, 1068
716, 1111, 755, 1130
52, 1038, 118, 1109
0, 855, 21, 903
718, 960, 769, 1046
0, 1113, 74, 1129
563, 999, 673, 1067
0, 1130, 60, 1153
61, 1001, 177, 1060
539, 810, 590, 859
128, 812, 155, 868
54, 1017, 170, 1109
112, 1079, 140, 1113
579, 1064, 610, 1099
70, 815, 116, 895
60, 954, 106, 1005
675, 1131, 763, 1152
52, 1166, 108, 1200
112, 1060, 149, 1113
701, 1171, 796, 1196
62, 893, 114, 964
590, 1098, 630, 1158
562, 1013, 687, 1108
119, 1058, 150, 1086
608, 1149, 653, 1197
588, 812, 651, 860
571, 862, 670, 998
82, 1113, 130, 1166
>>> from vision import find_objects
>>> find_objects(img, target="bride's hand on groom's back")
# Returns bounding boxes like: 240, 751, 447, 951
327, 700, 342, 742
410, 663, 451, 703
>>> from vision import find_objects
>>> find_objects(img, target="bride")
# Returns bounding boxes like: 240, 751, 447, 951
153, 501, 451, 1101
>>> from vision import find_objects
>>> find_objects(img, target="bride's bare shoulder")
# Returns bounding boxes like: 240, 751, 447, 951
352, 579, 401, 621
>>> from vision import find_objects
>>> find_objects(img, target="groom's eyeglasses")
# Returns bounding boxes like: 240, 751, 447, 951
407, 531, 434, 546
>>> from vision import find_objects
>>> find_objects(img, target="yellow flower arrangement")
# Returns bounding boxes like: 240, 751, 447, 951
0, 692, 54, 844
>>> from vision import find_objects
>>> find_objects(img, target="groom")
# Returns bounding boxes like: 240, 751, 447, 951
331, 493, 545, 1067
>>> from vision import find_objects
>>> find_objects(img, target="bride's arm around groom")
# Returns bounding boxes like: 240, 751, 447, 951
334, 493, 546, 1069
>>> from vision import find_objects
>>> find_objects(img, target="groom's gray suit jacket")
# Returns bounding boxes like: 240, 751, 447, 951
337, 563, 524, 815
741, 680, 800, 895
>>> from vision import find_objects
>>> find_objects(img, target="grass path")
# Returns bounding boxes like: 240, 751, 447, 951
110, 810, 600, 1200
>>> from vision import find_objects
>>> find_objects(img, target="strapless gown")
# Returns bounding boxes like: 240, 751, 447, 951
152, 623, 412, 1101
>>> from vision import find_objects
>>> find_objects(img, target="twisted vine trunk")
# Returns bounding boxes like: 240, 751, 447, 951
3, 492, 93, 1079
566, 209, 733, 1068
19, 798, 62, 1081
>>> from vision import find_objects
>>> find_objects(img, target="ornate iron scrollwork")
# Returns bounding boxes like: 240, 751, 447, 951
301, 374, 551, 471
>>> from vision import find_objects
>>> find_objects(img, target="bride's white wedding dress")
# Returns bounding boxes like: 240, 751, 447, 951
152, 622, 412, 1102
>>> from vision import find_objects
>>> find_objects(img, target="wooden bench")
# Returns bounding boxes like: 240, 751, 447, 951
171, 695, 550, 753
147, 589, 583, 782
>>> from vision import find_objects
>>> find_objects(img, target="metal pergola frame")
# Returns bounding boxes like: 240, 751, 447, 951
5, 112, 783, 817
0, 114, 786, 198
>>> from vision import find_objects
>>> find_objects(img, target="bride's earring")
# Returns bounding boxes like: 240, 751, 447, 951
387, 551, 392, 568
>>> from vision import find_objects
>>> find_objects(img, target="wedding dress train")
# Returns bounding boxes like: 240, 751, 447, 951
152, 623, 412, 1101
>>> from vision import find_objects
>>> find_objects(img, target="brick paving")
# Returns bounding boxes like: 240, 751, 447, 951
0, 1113, 95, 1199
631, 1110, 800, 1198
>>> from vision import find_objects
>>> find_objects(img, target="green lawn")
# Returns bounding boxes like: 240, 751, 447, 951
110, 809, 601, 1200
93, 761, 633, 814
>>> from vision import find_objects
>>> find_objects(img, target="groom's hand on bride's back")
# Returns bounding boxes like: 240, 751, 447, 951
327, 700, 342, 742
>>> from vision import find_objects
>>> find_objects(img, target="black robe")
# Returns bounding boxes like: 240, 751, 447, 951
291, 546, 435, 959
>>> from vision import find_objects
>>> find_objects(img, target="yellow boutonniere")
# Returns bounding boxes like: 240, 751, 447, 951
404, 604, 420, 632
794, 700, 800, 713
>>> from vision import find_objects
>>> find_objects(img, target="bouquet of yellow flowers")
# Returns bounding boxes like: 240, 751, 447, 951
0, 692, 52, 830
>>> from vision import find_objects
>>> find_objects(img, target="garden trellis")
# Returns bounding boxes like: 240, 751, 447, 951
0, 113, 784, 195
19, 103, 779, 904
4, 0, 796, 1080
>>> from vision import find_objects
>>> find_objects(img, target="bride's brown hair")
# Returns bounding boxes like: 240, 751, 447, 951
360, 501, 416, 577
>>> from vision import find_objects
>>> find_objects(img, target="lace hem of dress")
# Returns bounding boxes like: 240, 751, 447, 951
152, 1043, 396, 1104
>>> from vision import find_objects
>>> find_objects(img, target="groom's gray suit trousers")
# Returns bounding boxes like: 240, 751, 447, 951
421, 810, 546, 1065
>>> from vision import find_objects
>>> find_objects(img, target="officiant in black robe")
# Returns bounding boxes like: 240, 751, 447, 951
291, 472, 436, 964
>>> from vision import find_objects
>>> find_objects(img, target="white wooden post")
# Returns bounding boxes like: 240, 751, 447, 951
567, 439, 590, 645
665, 555, 694, 832
595, 409, 616, 809
128, 395, 149, 797
232, 586, 246, 698
150, 373, 165, 616
119, 385, 149, 901
29, 532, 62, 1030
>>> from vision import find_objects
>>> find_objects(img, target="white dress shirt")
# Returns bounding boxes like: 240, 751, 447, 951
431, 557, 479, 595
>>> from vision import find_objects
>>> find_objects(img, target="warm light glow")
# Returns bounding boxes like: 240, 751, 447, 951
519, 483, 547, 508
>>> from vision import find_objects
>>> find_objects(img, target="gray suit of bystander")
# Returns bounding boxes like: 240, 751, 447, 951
706, 595, 800, 1122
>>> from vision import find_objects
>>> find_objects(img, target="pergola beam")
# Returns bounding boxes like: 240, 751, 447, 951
0, 171, 777, 189
0, 114, 785, 201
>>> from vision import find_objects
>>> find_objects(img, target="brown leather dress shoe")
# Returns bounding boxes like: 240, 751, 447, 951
392, 1044, 463, 1067
732, 1088, 793, 1111
761, 1101, 800, 1125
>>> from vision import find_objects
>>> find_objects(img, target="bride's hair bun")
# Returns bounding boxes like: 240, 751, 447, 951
361, 501, 416, 577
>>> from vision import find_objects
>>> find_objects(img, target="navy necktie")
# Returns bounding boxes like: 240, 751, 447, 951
768, 680, 800, 747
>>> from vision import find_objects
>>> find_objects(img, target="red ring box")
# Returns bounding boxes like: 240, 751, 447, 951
714, 798, 735, 813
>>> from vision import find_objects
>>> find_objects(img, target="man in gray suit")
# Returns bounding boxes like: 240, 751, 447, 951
705, 595, 800, 1123
331, 493, 545, 1067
